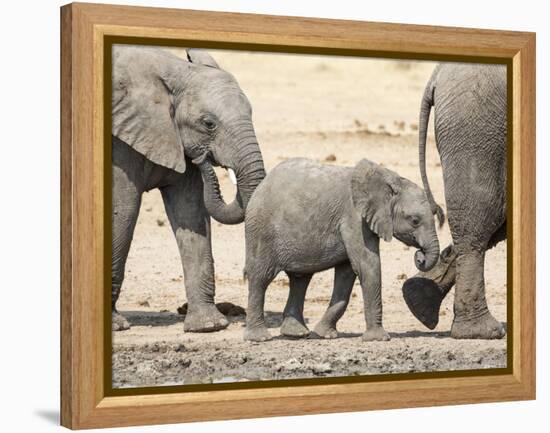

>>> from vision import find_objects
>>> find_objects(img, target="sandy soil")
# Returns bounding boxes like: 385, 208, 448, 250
112, 50, 507, 388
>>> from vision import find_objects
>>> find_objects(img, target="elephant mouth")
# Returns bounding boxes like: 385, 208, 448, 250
394, 232, 439, 272
395, 233, 421, 249
191, 149, 212, 165
194, 151, 238, 185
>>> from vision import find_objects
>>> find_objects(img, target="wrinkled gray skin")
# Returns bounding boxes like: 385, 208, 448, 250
243, 158, 440, 342
111, 47, 265, 332
407, 63, 507, 339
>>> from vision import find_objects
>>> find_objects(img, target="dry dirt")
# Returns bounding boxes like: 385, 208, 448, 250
112, 50, 507, 388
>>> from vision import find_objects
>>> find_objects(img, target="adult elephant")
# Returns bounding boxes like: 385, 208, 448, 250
111, 46, 265, 332
402, 63, 507, 339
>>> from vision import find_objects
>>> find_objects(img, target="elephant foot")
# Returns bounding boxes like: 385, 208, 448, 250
362, 327, 390, 342
183, 304, 229, 332
402, 244, 457, 330
312, 322, 338, 339
244, 325, 272, 342
280, 316, 310, 338
451, 312, 506, 339
402, 277, 445, 330
112, 311, 130, 331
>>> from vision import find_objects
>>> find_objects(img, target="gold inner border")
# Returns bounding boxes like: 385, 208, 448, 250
102, 35, 514, 397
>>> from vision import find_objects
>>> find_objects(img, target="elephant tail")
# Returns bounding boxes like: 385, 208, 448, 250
419, 71, 445, 228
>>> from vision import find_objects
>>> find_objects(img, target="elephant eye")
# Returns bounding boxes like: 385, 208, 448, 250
409, 215, 421, 227
201, 116, 217, 131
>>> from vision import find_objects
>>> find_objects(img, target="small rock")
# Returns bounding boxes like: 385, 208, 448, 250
178, 359, 191, 368
160, 360, 172, 369
325, 154, 337, 162
311, 363, 332, 374
156, 219, 165, 227
145, 207, 153, 212
216, 302, 246, 317
396, 273, 407, 280
410, 123, 419, 131
278, 358, 301, 372
177, 302, 246, 317
394, 120, 406, 131
138, 300, 150, 307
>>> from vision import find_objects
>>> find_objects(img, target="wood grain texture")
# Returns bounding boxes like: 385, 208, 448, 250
60, 4, 73, 429
60, 2, 536, 429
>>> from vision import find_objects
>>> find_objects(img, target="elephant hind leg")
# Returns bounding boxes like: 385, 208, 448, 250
451, 250, 506, 339
281, 273, 313, 338
314, 262, 356, 339
449, 218, 506, 339
402, 244, 457, 330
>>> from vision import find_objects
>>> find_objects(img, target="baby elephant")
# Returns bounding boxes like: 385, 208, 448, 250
243, 158, 440, 342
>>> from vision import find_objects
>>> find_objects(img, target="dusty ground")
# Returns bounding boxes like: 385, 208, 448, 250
112, 50, 507, 388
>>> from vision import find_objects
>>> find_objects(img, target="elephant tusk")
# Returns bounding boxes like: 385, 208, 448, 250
228, 168, 237, 185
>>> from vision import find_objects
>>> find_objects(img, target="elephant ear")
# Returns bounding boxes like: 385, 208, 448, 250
351, 159, 399, 242
186, 49, 220, 68
112, 47, 186, 173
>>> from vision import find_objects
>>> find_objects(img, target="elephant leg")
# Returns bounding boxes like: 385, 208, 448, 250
444, 182, 506, 339
111, 162, 142, 332
314, 262, 356, 339
160, 166, 228, 332
450, 250, 506, 339
280, 273, 312, 338
342, 228, 390, 342
244, 272, 274, 342
404, 220, 505, 331
402, 244, 457, 330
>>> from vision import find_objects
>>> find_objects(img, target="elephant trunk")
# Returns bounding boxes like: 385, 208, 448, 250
197, 137, 265, 225
414, 233, 440, 272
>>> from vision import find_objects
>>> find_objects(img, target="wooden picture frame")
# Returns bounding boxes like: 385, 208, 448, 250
60, 2, 536, 429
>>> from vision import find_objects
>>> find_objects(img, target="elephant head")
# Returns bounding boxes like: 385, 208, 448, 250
351, 159, 440, 272
112, 46, 265, 224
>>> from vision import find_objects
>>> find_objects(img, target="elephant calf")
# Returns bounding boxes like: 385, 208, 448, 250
243, 158, 440, 342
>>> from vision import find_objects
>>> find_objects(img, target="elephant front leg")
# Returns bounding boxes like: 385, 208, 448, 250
161, 174, 228, 333
314, 262, 356, 339
343, 229, 390, 342
281, 273, 312, 338
451, 250, 505, 339
359, 264, 390, 342
111, 163, 143, 332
